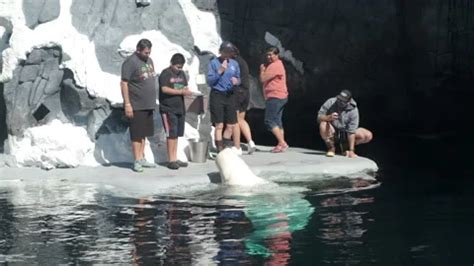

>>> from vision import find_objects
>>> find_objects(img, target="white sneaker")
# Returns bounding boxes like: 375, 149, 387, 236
248, 140, 256, 155
231, 146, 243, 156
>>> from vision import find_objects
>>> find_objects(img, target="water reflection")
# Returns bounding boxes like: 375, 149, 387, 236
0, 180, 341, 264
243, 192, 314, 265
211, 186, 314, 265
318, 195, 373, 243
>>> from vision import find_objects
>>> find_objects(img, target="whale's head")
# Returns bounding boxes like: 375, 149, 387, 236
215, 148, 269, 186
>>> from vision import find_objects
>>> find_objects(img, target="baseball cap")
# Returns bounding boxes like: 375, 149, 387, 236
219, 41, 235, 53
337, 89, 352, 102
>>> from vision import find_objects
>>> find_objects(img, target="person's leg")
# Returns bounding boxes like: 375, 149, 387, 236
138, 110, 156, 167
131, 140, 142, 161
175, 114, 188, 167
210, 91, 225, 152
238, 111, 256, 154
214, 122, 225, 151
167, 137, 178, 161
130, 110, 155, 171
271, 127, 286, 146
223, 123, 235, 141
232, 119, 241, 148
274, 98, 288, 148
238, 111, 253, 143
265, 98, 288, 152
319, 121, 336, 156
140, 138, 146, 158
223, 93, 239, 152
355, 127, 373, 145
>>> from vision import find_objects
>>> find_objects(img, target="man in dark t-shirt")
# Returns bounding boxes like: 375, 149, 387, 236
159, 53, 192, 170
121, 38, 157, 172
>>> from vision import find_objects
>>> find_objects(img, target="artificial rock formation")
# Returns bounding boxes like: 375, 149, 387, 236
0, 0, 221, 168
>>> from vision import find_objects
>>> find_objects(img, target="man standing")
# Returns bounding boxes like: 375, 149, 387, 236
207, 41, 240, 152
317, 90, 373, 158
159, 53, 192, 170
121, 39, 157, 172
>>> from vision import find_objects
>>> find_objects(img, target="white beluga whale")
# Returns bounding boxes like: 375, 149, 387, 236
215, 148, 270, 186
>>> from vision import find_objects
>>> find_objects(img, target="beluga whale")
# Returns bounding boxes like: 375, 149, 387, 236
215, 148, 270, 186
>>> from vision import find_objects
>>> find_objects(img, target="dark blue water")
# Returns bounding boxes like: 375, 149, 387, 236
0, 136, 472, 265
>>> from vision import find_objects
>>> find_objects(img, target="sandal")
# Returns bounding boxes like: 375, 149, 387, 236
271, 146, 283, 153
271, 143, 289, 153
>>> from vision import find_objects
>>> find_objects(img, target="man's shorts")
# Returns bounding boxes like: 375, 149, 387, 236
129, 110, 154, 141
210, 89, 237, 124
233, 86, 249, 112
161, 112, 185, 138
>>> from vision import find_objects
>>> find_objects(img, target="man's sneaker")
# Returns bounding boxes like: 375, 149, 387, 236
326, 150, 335, 157
176, 160, 188, 167
133, 161, 144, 172
138, 158, 156, 168
167, 161, 180, 170
231, 146, 243, 156
248, 140, 256, 155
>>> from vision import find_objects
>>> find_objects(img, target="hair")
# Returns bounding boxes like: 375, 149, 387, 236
136, 39, 152, 50
266, 46, 280, 55
233, 45, 240, 55
170, 53, 185, 65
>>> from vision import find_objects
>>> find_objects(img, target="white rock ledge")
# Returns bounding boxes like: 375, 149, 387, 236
0, 146, 378, 197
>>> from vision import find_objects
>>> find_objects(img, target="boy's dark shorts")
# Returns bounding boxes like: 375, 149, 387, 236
161, 112, 185, 138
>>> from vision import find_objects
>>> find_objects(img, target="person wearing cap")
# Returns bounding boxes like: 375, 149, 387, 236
260, 46, 289, 153
317, 90, 373, 158
207, 41, 241, 152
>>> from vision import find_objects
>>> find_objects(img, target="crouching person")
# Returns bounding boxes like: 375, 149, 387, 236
317, 90, 373, 158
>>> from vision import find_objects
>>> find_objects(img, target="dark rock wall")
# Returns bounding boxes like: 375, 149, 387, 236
217, 0, 474, 148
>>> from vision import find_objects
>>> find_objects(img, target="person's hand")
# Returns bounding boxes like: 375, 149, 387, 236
182, 88, 192, 96
231, 77, 239, 85
125, 103, 133, 118
345, 150, 358, 158
218, 59, 228, 74
328, 112, 339, 121
260, 64, 266, 72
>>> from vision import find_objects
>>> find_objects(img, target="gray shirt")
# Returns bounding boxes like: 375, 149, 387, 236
121, 53, 157, 110
317, 97, 359, 134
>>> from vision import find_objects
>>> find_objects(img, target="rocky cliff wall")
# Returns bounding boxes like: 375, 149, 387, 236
217, 0, 474, 148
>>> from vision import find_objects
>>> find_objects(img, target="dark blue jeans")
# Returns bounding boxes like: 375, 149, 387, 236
264, 97, 288, 131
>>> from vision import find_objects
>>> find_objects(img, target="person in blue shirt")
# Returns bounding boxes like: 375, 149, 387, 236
207, 41, 241, 152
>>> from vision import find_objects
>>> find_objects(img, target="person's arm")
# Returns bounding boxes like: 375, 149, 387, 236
161, 85, 192, 96
346, 133, 357, 158
260, 63, 282, 83
120, 80, 133, 118
160, 71, 192, 96
317, 99, 338, 123
231, 61, 240, 85
207, 59, 227, 86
